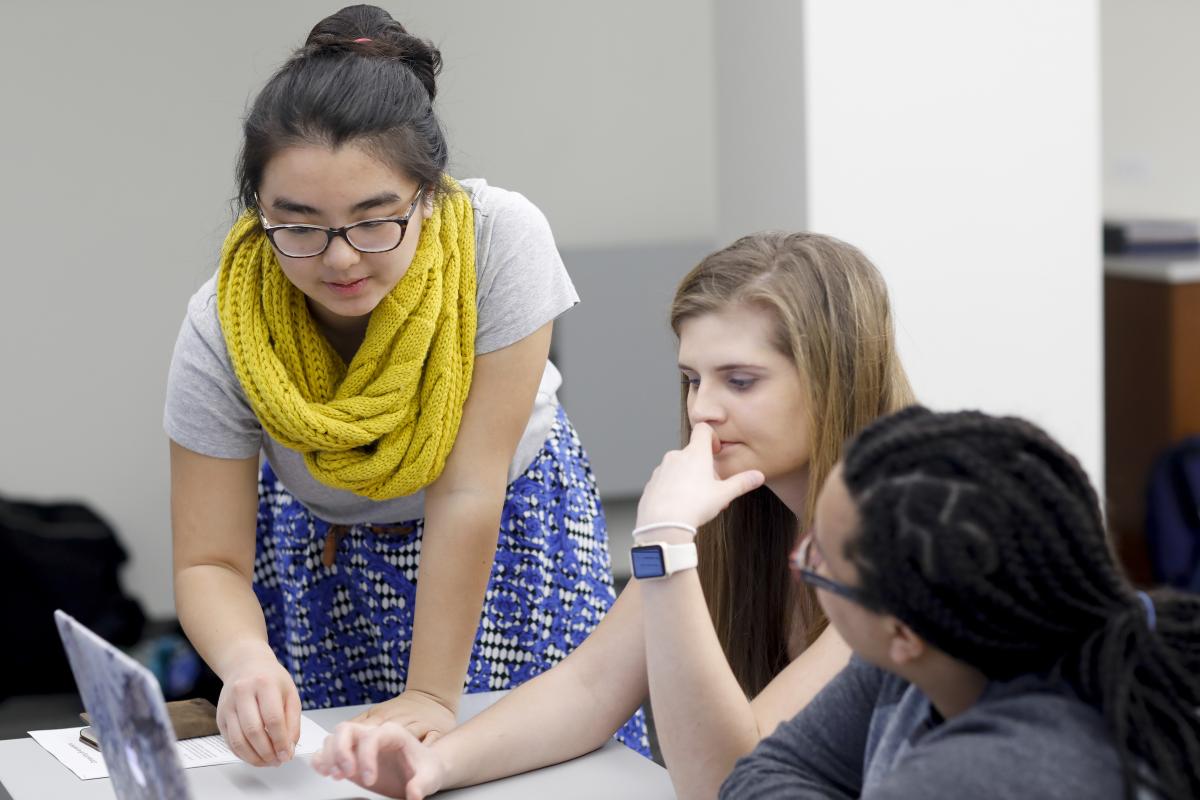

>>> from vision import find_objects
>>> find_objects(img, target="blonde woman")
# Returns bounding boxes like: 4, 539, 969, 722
312, 232, 915, 798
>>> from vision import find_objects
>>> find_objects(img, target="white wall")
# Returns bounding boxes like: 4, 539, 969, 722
1, 0, 1105, 614
408, 3, 717, 248
801, 0, 1104, 485
0, 1, 715, 615
1102, 0, 1200, 220
713, 0, 807, 243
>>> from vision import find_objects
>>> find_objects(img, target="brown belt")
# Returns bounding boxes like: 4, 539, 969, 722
321, 522, 416, 568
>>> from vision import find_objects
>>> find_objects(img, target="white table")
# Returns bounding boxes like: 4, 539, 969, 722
0, 692, 674, 799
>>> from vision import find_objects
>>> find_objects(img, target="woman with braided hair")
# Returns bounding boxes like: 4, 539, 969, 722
723, 406, 1200, 800
165, 4, 640, 767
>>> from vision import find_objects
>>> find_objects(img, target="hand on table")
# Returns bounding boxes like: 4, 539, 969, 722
636, 422, 765, 536
312, 721, 448, 800
351, 689, 457, 744
216, 649, 301, 767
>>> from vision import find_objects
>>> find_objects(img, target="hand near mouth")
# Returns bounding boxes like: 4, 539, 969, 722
635, 422, 765, 534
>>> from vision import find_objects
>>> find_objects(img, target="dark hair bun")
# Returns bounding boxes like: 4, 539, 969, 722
304, 4, 442, 100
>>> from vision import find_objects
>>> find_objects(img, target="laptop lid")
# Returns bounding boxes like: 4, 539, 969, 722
54, 609, 192, 800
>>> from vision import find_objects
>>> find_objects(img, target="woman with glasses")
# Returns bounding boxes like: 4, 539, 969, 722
310, 231, 917, 799
723, 407, 1200, 800
164, 5, 638, 767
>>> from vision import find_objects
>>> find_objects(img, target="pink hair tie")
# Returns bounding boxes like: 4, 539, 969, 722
354, 37, 372, 43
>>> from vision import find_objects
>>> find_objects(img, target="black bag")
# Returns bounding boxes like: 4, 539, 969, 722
0, 496, 146, 698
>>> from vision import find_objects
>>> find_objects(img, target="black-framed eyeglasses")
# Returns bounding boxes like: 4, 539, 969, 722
789, 535, 877, 609
255, 186, 424, 258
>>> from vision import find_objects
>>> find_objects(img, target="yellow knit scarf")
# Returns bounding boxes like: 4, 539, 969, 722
217, 186, 476, 500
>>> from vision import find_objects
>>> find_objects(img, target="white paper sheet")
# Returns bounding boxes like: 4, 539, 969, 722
28, 715, 329, 780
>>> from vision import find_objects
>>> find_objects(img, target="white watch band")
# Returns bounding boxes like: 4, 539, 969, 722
631, 541, 698, 580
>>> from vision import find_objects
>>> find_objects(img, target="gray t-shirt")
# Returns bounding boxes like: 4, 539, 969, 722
164, 179, 579, 524
720, 656, 1127, 799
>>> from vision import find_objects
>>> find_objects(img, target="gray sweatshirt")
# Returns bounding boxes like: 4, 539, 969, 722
720, 656, 1126, 799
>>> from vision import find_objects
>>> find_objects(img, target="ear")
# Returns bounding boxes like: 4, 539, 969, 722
886, 618, 926, 666
422, 190, 435, 220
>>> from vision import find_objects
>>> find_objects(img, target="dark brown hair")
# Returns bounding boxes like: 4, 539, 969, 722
670, 232, 914, 696
235, 5, 448, 211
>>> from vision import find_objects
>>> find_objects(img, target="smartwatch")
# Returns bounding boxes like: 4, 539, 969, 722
631, 541, 698, 580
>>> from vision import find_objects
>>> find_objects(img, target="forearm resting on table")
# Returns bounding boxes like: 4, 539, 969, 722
175, 563, 276, 679
434, 652, 641, 788
432, 586, 650, 789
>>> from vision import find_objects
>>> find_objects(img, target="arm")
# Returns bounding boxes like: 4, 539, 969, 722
642, 578, 851, 798
718, 658, 882, 800
171, 441, 301, 766
436, 582, 650, 788
357, 322, 553, 737
751, 626, 852, 732
314, 580, 651, 797
635, 422, 851, 798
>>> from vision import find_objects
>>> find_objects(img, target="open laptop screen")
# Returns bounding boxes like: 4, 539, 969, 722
54, 609, 191, 800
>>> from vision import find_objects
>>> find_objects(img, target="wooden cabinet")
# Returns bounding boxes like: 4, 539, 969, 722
1104, 259, 1200, 585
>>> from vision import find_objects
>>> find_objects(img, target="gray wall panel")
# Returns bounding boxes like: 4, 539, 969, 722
556, 243, 715, 498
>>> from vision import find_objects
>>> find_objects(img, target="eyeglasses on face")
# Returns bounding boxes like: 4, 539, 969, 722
255, 185, 424, 258
789, 534, 877, 609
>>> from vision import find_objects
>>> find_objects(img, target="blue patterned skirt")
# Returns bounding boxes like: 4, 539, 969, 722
253, 405, 649, 756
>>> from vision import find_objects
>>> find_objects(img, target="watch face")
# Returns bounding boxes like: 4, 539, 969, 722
631, 545, 667, 579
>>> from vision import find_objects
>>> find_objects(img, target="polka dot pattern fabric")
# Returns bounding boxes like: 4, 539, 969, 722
253, 405, 650, 756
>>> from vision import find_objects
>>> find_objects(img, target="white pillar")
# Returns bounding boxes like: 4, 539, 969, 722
714, 0, 1103, 486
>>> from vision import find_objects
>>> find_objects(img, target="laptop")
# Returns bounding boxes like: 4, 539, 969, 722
54, 609, 192, 800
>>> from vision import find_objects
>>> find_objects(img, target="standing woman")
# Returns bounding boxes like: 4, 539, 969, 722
165, 4, 640, 766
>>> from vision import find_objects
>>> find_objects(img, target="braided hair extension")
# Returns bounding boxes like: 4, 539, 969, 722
841, 407, 1200, 800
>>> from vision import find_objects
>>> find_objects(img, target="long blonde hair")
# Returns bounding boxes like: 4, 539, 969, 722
670, 232, 914, 696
